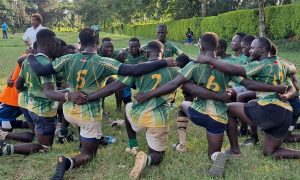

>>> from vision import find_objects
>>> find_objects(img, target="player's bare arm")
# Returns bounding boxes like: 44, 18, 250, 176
88, 80, 127, 101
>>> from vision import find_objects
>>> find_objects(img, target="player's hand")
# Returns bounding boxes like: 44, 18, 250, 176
275, 84, 288, 94
219, 90, 232, 103
278, 93, 288, 102
165, 57, 176, 67
195, 54, 211, 64
26, 47, 36, 55
134, 92, 148, 104
7, 78, 14, 87
28, 54, 36, 62
69, 92, 88, 105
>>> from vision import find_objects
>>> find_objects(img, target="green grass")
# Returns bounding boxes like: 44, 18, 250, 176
0, 32, 300, 179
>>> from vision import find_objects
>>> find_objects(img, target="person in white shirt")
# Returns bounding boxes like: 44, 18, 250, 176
23, 13, 46, 47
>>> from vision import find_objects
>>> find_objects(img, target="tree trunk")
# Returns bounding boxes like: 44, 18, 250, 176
258, 0, 266, 37
200, 0, 206, 17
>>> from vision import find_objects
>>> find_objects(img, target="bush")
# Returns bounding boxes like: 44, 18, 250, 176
107, 4, 300, 41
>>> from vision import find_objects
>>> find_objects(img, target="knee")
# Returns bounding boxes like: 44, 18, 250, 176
149, 151, 164, 166
262, 147, 275, 156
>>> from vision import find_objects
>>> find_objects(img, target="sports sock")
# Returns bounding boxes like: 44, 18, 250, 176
128, 139, 138, 148
210, 152, 220, 161
65, 157, 74, 171
251, 134, 259, 141
60, 127, 68, 136
2, 144, 14, 155
146, 155, 151, 166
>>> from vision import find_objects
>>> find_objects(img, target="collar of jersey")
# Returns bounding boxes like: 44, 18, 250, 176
35, 53, 49, 59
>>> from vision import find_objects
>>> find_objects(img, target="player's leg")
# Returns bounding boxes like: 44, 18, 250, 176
226, 102, 255, 156
57, 102, 73, 144
237, 92, 260, 146
115, 90, 123, 111
0, 103, 23, 132
284, 96, 300, 142
125, 102, 139, 155
0, 108, 35, 143
52, 119, 101, 179
129, 127, 168, 179
263, 133, 300, 159
188, 106, 227, 177
1, 113, 56, 156
173, 101, 191, 152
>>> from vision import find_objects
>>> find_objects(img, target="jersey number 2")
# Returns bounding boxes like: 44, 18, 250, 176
151, 74, 162, 91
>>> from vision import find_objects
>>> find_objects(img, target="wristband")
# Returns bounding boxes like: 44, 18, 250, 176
64, 92, 70, 101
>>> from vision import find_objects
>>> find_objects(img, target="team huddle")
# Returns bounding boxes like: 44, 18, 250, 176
0, 23, 299, 179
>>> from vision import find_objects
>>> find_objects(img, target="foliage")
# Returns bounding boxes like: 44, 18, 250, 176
113, 4, 300, 41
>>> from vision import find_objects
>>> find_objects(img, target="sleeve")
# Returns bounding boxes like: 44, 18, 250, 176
51, 56, 68, 73
40, 75, 55, 85
285, 77, 293, 87
179, 62, 194, 81
281, 60, 296, 76
230, 76, 244, 84
23, 29, 29, 41
172, 44, 183, 56
242, 61, 264, 77
100, 57, 122, 76
19, 63, 26, 79
140, 43, 147, 51
117, 76, 134, 86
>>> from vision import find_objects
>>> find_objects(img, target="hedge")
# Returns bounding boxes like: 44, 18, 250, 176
52, 27, 79, 32
107, 4, 300, 41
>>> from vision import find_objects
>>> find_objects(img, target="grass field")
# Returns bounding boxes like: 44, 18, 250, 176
0, 32, 300, 179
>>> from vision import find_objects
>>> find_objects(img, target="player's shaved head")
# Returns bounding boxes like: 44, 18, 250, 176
146, 40, 164, 55
79, 28, 99, 47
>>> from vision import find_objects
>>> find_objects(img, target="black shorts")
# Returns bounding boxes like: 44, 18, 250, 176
288, 96, 300, 126
244, 101, 292, 139
188, 107, 226, 135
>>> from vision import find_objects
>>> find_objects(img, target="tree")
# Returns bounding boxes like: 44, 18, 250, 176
201, 0, 206, 17
258, 0, 266, 37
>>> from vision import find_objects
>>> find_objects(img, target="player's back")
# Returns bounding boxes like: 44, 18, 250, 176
181, 61, 240, 124
57, 53, 120, 94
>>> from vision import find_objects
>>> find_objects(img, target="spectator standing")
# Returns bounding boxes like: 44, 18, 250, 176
2, 20, 8, 39
23, 13, 46, 47
186, 28, 194, 45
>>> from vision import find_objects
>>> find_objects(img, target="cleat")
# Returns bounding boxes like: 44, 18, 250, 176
57, 132, 74, 144
240, 137, 259, 147
99, 136, 117, 147
172, 143, 186, 152
0, 140, 6, 156
125, 147, 138, 155
52, 156, 67, 180
108, 118, 125, 128
129, 151, 147, 179
209, 152, 226, 177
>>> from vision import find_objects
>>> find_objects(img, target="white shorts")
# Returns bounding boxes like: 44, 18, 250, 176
126, 103, 169, 152
64, 113, 102, 140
